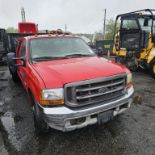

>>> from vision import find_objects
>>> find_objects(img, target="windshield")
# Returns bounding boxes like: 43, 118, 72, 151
29, 37, 95, 61
121, 18, 155, 33
122, 19, 139, 29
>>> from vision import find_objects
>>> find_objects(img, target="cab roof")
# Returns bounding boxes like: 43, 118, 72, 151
116, 9, 155, 20
23, 34, 77, 40
121, 13, 155, 20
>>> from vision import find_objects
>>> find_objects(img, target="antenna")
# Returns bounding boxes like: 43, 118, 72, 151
21, 7, 26, 22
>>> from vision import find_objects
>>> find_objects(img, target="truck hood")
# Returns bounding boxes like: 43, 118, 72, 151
32, 56, 127, 88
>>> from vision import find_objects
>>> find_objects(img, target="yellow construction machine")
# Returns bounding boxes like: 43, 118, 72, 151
113, 9, 155, 78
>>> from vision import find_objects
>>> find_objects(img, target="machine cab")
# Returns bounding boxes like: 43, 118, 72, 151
113, 9, 155, 52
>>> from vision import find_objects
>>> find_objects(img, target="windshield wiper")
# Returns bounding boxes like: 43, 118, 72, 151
64, 53, 95, 58
33, 56, 67, 62
32, 54, 95, 62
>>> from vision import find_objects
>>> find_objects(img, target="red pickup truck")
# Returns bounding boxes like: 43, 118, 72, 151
7, 24, 134, 133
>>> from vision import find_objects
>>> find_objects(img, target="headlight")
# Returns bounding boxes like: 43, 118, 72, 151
40, 88, 64, 106
127, 73, 133, 88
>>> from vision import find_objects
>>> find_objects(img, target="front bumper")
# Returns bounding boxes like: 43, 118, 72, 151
39, 86, 134, 132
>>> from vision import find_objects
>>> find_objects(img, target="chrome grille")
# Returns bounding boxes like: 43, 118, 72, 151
65, 74, 127, 107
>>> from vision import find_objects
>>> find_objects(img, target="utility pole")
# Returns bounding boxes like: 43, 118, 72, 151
21, 7, 26, 22
103, 9, 106, 40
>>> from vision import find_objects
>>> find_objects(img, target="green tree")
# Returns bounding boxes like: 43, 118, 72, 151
105, 19, 120, 40
6, 27, 18, 33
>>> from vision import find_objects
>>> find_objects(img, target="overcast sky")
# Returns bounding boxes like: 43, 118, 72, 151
0, 0, 155, 33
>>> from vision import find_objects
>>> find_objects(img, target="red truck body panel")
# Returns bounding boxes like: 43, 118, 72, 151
18, 22, 38, 33
32, 57, 129, 88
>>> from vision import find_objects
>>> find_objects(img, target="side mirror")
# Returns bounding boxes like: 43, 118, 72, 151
13, 57, 26, 67
7, 52, 16, 66
7, 52, 25, 67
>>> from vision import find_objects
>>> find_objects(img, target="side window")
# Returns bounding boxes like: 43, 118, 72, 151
19, 41, 26, 57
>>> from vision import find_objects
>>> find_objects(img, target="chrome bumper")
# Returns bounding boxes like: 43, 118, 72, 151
39, 86, 134, 132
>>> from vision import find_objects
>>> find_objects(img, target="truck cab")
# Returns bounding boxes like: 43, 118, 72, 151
7, 23, 134, 133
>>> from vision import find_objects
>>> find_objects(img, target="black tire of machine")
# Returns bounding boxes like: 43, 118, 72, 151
115, 56, 138, 72
150, 58, 155, 78
126, 59, 139, 72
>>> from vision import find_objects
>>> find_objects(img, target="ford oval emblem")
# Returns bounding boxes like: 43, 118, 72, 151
98, 87, 109, 93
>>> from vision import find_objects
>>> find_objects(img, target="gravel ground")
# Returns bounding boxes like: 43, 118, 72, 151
0, 65, 155, 155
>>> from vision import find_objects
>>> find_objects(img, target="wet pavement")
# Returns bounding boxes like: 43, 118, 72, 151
0, 66, 155, 155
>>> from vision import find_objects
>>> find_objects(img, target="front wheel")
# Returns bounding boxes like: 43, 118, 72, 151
31, 96, 49, 134
150, 59, 155, 78
28, 92, 49, 134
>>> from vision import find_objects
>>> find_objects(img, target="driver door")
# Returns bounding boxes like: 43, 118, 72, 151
17, 40, 28, 89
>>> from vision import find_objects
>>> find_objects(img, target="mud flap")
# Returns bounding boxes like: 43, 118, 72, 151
97, 110, 113, 125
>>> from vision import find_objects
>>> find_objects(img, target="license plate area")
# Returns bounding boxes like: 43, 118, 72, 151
98, 110, 113, 124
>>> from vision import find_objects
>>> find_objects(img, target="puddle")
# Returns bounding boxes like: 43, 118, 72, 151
0, 87, 7, 91
14, 115, 23, 123
144, 88, 155, 96
0, 110, 36, 153
0, 111, 5, 117
0, 132, 9, 155
0, 112, 22, 152
0, 81, 8, 91
0, 72, 5, 76
0, 100, 4, 106
4, 97, 12, 104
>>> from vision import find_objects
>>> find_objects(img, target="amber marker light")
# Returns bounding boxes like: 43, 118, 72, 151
127, 73, 133, 88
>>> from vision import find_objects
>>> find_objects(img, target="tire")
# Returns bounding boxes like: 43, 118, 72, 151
150, 59, 155, 78
32, 99, 49, 134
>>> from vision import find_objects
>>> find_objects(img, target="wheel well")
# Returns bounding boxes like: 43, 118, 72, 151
27, 88, 35, 106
